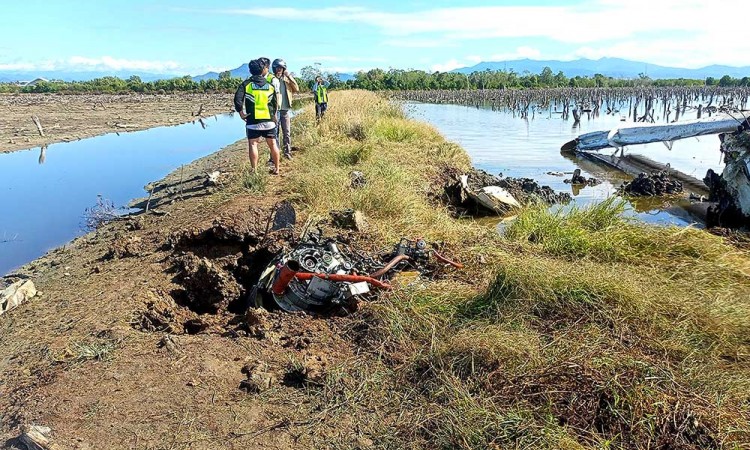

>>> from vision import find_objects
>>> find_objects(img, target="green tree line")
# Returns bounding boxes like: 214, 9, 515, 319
344, 67, 749, 90
1, 66, 747, 94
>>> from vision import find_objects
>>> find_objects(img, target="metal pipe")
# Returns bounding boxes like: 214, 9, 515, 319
294, 272, 392, 290
368, 254, 410, 279
271, 260, 301, 295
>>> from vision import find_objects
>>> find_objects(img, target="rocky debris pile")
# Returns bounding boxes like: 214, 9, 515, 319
498, 176, 572, 205
564, 169, 601, 187
620, 171, 683, 196
447, 168, 571, 216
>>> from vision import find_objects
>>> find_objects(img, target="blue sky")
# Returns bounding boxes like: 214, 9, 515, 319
0, 0, 746, 76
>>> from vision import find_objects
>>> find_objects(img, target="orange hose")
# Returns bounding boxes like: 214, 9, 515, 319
295, 272, 392, 290
368, 254, 410, 279
433, 250, 464, 269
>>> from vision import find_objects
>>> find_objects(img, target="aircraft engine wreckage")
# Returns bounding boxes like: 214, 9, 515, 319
248, 236, 463, 312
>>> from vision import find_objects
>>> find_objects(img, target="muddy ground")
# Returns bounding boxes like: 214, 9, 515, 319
0, 93, 234, 154
0, 139, 373, 449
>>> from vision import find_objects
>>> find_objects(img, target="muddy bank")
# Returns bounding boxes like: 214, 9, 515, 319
0, 93, 233, 153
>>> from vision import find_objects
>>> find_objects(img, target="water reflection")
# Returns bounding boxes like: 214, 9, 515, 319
38, 144, 47, 165
0, 113, 244, 275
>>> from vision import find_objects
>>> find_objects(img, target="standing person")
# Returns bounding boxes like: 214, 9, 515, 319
312, 76, 330, 120
233, 59, 282, 175
272, 58, 299, 159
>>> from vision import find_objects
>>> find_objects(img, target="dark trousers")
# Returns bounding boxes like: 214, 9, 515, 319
315, 102, 328, 120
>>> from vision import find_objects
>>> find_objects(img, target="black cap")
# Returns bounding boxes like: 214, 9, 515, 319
248, 59, 263, 76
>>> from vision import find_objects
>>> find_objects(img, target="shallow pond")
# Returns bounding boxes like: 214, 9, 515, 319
0, 114, 245, 276
407, 102, 723, 226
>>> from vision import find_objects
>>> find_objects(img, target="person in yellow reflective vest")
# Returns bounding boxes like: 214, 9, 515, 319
312, 75, 330, 120
233, 59, 282, 175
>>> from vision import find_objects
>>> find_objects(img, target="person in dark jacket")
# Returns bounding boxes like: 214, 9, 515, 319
234, 59, 281, 175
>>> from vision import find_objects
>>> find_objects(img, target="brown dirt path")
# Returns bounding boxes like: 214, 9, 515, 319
0, 93, 234, 154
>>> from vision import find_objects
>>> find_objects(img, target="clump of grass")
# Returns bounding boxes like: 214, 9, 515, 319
335, 143, 373, 166
240, 164, 268, 193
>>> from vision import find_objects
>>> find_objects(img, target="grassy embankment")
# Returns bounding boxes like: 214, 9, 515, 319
251, 91, 750, 448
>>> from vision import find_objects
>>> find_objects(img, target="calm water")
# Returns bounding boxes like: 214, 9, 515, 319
407, 102, 724, 225
0, 114, 245, 276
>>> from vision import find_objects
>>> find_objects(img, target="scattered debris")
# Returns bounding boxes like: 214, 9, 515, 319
564, 169, 601, 186
620, 171, 683, 196
1, 280, 37, 316
460, 174, 520, 215
271, 201, 296, 232
245, 307, 272, 338
203, 171, 222, 187
31, 115, 44, 137
157, 334, 181, 355
133, 293, 177, 333
247, 233, 460, 313
18, 424, 59, 450
446, 169, 570, 216
282, 356, 327, 387
350, 171, 366, 188
498, 176, 572, 205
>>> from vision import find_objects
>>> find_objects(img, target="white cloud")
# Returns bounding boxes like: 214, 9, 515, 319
211, 1, 748, 66
298, 56, 387, 63
0, 62, 36, 71
68, 56, 182, 73
0, 56, 203, 75
383, 38, 456, 49
489, 46, 542, 61
430, 59, 464, 73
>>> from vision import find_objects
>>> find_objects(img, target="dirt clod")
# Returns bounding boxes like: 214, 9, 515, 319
245, 307, 272, 338
105, 235, 144, 260
240, 360, 277, 393
174, 254, 243, 314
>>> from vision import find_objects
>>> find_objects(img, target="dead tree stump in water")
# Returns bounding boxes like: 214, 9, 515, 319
31, 115, 44, 136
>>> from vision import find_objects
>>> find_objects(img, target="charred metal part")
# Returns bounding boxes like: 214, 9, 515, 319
247, 234, 464, 313
705, 131, 750, 228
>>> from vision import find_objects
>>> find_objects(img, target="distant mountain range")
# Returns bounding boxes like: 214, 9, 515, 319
452, 58, 750, 79
2, 57, 748, 84
191, 64, 355, 82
